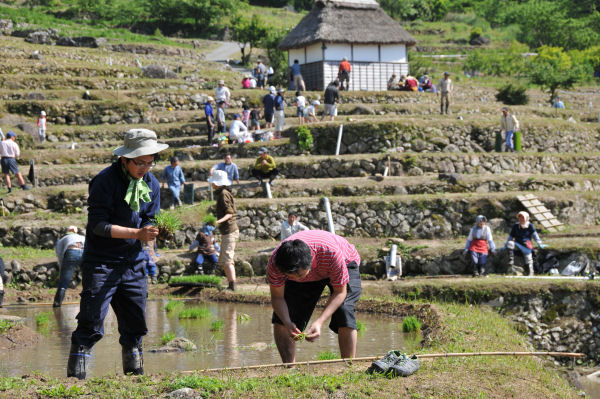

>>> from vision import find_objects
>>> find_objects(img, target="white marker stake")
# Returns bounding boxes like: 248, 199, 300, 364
335, 125, 343, 156
323, 197, 335, 234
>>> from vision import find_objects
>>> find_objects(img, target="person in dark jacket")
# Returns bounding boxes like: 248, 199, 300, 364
67, 129, 168, 380
505, 211, 547, 276
208, 170, 238, 291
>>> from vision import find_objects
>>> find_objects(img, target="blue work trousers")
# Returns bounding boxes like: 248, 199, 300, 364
71, 260, 148, 348
58, 249, 83, 290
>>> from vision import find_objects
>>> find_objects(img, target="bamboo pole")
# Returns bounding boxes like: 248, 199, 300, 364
182, 351, 585, 374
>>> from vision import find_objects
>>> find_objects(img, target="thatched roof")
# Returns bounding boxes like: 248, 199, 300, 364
279, 0, 416, 50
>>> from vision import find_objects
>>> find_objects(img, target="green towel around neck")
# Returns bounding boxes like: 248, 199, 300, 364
122, 163, 151, 212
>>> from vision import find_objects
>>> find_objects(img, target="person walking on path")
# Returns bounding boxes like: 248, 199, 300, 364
463, 215, 495, 277
338, 57, 351, 91
161, 156, 185, 209
215, 80, 231, 109
267, 230, 362, 363
280, 211, 309, 241
290, 59, 306, 91
263, 87, 276, 129
0, 131, 30, 193
437, 72, 453, 114
67, 128, 168, 380
505, 211, 547, 276
274, 88, 286, 139
209, 170, 238, 291
500, 107, 520, 152
251, 147, 279, 186
204, 100, 215, 144
37, 110, 47, 142
209, 153, 239, 185
321, 80, 340, 122
53, 225, 85, 307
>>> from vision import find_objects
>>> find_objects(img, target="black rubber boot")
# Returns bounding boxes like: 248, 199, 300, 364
227, 281, 235, 291
67, 344, 91, 380
122, 346, 144, 375
0, 290, 4, 308
53, 288, 66, 308
204, 262, 216, 275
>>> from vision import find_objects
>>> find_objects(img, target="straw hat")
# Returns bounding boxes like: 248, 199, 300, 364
208, 170, 232, 187
113, 129, 169, 158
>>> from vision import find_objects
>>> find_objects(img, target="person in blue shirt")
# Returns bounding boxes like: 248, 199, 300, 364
262, 87, 276, 129
505, 211, 547, 276
209, 153, 239, 185
274, 88, 286, 139
204, 100, 215, 143
290, 59, 305, 91
552, 97, 565, 109
161, 156, 186, 209
67, 128, 168, 380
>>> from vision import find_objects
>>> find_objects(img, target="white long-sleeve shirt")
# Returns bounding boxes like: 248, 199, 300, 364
280, 220, 309, 240
501, 113, 520, 132
229, 120, 250, 143
54, 233, 85, 267
215, 86, 231, 103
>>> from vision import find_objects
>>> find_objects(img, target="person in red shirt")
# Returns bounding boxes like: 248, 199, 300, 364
338, 57, 351, 91
463, 215, 496, 277
267, 230, 362, 363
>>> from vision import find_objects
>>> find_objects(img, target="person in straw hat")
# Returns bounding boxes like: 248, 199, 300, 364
67, 128, 168, 380
208, 170, 238, 291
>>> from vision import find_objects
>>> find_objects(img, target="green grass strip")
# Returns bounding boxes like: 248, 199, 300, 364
169, 275, 223, 285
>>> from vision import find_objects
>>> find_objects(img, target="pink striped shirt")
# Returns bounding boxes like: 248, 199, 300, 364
267, 230, 360, 288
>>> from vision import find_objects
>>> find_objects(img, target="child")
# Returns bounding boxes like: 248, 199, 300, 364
37, 110, 47, 143
144, 241, 159, 284
217, 101, 226, 134
303, 100, 319, 123
250, 105, 261, 131
295, 91, 306, 125
242, 104, 251, 127
463, 215, 495, 277
189, 223, 219, 275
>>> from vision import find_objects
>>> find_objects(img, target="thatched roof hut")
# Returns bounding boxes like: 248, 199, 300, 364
279, 0, 416, 50
279, 0, 416, 91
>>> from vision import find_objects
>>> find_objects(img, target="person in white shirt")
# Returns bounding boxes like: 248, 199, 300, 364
37, 110, 47, 142
53, 225, 85, 307
500, 107, 520, 152
215, 80, 231, 108
280, 212, 309, 240
295, 91, 306, 124
229, 114, 251, 143
0, 131, 30, 193
303, 100, 320, 123
437, 72, 453, 114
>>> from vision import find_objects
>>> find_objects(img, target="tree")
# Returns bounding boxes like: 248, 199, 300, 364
262, 28, 289, 87
183, 0, 233, 32
230, 14, 268, 65
528, 46, 589, 104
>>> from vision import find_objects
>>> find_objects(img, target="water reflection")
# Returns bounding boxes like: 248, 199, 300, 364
0, 299, 415, 377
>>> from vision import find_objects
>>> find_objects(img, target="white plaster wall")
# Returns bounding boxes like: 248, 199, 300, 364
353, 45, 379, 62
324, 43, 351, 61
306, 43, 323, 63
288, 48, 305, 66
380, 44, 407, 63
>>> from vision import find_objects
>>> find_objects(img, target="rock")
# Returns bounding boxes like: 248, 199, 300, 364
142, 64, 178, 79
56, 36, 100, 48
10, 260, 20, 273
469, 36, 490, 46
25, 31, 52, 44
169, 388, 203, 399
407, 167, 423, 176
0, 315, 25, 323
150, 337, 197, 353
438, 172, 462, 184
0, 19, 13, 34
24, 92, 46, 100
349, 105, 375, 115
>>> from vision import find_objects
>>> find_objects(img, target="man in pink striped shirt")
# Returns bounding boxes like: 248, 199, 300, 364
267, 230, 362, 363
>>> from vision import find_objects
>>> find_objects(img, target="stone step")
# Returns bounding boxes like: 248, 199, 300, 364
5, 174, 600, 215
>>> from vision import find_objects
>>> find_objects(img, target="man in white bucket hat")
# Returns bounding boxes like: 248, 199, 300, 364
208, 170, 238, 291
68, 128, 168, 380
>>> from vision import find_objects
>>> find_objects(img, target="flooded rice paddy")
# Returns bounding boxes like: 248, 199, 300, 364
1, 299, 418, 378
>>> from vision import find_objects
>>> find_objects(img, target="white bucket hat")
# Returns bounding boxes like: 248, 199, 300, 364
269, 86, 276, 94
113, 129, 169, 158
41, 110, 46, 116
208, 170, 232, 187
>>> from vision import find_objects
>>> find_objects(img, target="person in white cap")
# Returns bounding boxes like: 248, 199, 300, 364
53, 225, 86, 307
37, 110, 47, 142
208, 170, 238, 291
67, 128, 168, 380
303, 100, 320, 123
215, 80, 230, 109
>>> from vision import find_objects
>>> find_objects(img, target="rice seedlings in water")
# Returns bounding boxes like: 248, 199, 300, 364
210, 319, 224, 332
317, 350, 338, 360
356, 320, 366, 332
161, 332, 176, 345
169, 275, 222, 285
179, 306, 213, 320
164, 300, 183, 312
402, 316, 422, 332
237, 313, 252, 323
36, 312, 50, 326
0, 320, 14, 333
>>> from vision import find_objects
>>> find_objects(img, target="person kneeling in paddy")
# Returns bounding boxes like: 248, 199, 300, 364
267, 230, 362, 363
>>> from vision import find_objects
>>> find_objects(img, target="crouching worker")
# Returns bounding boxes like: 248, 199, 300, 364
67, 129, 168, 380
189, 223, 219, 275
267, 230, 362, 363
505, 211, 547, 276
53, 225, 85, 307
463, 215, 495, 277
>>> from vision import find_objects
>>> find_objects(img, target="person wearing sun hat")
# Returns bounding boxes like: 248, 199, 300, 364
67, 128, 168, 380
208, 170, 238, 291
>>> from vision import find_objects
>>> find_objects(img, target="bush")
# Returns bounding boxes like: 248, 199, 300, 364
469, 26, 482, 42
402, 316, 422, 332
495, 84, 529, 105
296, 125, 313, 152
